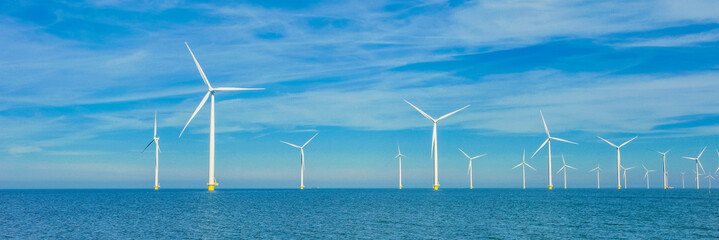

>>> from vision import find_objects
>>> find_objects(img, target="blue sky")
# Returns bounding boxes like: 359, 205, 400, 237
2, 0, 719, 189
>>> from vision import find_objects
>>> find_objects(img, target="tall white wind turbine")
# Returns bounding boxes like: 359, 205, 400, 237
531, 111, 577, 190
682, 146, 707, 189
642, 164, 655, 189
589, 164, 601, 189
281, 133, 318, 190
598, 136, 638, 189
179, 42, 265, 191
395, 145, 407, 189
459, 148, 486, 189
512, 149, 536, 189
652, 149, 671, 189
142, 111, 161, 190
621, 166, 635, 189
681, 172, 686, 189
706, 174, 715, 191
555, 154, 576, 189
404, 100, 469, 190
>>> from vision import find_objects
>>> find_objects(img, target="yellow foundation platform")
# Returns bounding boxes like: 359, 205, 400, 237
208, 183, 218, 191
433, 184, 439, 190
300, 186, 304, 190
548, 185, 553, 190
618, 186, 621, 189
154, 186, 159, 190
399, 186, 402, 189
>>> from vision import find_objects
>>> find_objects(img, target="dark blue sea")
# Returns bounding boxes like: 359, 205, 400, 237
1, 189, 717, 239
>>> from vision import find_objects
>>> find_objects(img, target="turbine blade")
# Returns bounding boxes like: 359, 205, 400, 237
185, 42, 212, 89
697, 146, 707, 159
683, 157, 696, 160
618, 136, 638, 148
156, 141, 161, 153
281, 141, 301, 148
404, 100, 435, 121
212, 87, 265, 91
526, 163, 536, 171
698, 160, 706, 174
512, 162, 523, 169
179, 91, 210, 138
302, 132, 319, 148
556, 166, 565, 174
642, 165, 647, 171
597, 136, 618, 148
566, 165, 577, 170
458, 148, 471, 159
472, 154, 487, 159
540, 110, 550, 137
561, 154, 566, 165
552, 137, 577, 145
142, 140, 154, 153
531, 138, 549, 158
154, 110, 157, 138
436, 105, 470, 121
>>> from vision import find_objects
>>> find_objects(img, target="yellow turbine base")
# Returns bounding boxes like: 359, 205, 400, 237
664, 186, 667, 189
618, 186, 621, 189
399, 186, 402, 189
154, 186, 158, 190
523, 186, 526, 190
548, 185, 553, 190
433, 184, 439, 190
300, 186, 304, 190
470, 186, 473, 189
208, 185, 214, 191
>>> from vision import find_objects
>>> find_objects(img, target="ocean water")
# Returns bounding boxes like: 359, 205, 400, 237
1, 189, 717, 239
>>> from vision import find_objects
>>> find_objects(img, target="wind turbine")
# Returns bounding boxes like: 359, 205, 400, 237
512, 149, 536, 189
281, 132, 319, 190
179, 43, 265, 191
598, 136, 638, 189
459, 148, 486, 189
404, 100, 469, 190
531, 111, 577, 190
395, 145, 407, 189
555, 154, 576, 189
642, 164, 655, 189
651, 149, 671, 189
706, 174, 715, 189
589, 164, 601, 189
621, 166, 635, 189
142, 111, 161, 190
682, 146, 707, 189
681, 172, 686, 189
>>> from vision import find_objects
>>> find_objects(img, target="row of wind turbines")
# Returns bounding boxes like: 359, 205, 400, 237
142, 43, 718, 191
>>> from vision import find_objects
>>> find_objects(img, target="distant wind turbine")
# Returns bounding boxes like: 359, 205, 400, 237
179, 42, 265, 191
705, 174, 715, 192
512, 149, 535, 189
681, 172, 686, 189
589, 164, 601, 189
598, 136, 637, 190
395, 145, 407, 189
682, 146, 707, 189
142, 111, 161, 190
621, 166, 635, 189
459, 148, 486, 189
404, 100, 469, 190
555, 154, 576, 189
651, 149, 671, 189
531, 111, 577, 190
642, 164, 655, 189
281, 132, 319, 190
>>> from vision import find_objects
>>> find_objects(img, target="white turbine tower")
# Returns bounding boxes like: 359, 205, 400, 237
555, 154, 576, 189
642, 164, 655, 189
404, 100, 469, 190
531, 111, 577, 190
459, 148, 486, 189
395, 145, 407, 189
681, 172, 686, 189
142, 111, 161, 190
652, 149, 670, 189
281, 132, 318, 190
512, 149, 535, 189
179, 43, 265, 191
598, 136, 638, 189
706, 174, 715, 191
621, 166, 635, 189
589, 164, 601, 189
682, 146, 707, 189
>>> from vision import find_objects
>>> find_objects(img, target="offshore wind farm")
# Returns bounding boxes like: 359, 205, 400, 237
2, 0, 719, 239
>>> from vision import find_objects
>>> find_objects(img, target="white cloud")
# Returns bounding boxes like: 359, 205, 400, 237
7, 146, 43, 154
